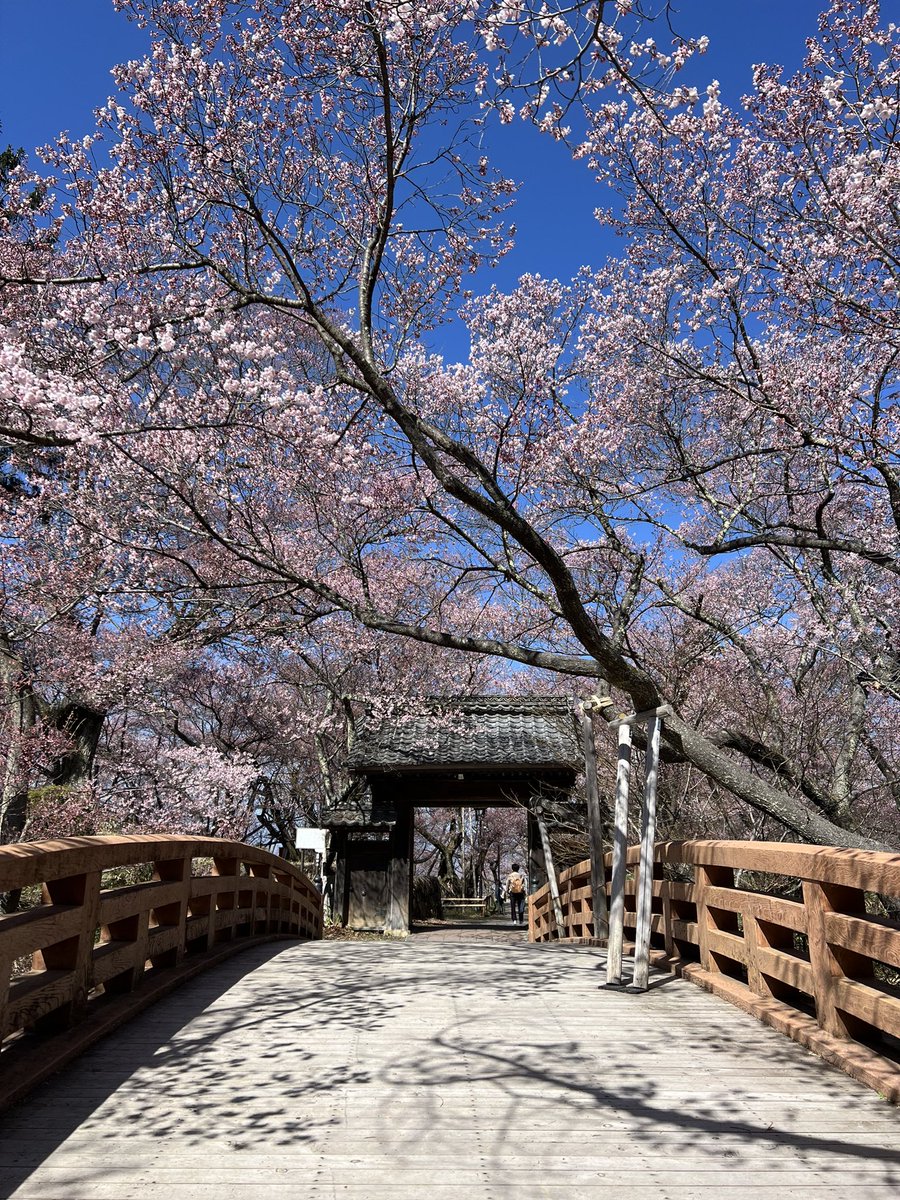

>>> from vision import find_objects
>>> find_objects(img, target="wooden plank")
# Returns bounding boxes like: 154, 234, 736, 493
665, 881, 695, 903
146, 926, 181, 957
99, 880, 185, 925
704, 927, 747, 966
833, 977, 900, 1040
0, 904, 85, 959
92, 940, 144, 989
606, 702, 673, 728
654, 840, 900, 895
669, 918, 699, 944
825, 912, 900, 969
681, 963, 900, 1102
187, 874, 242, 898
704, 886, 808, 932
5, 969, 73, 1035
755, 945, 815, 995
0, 835, 315, 892
4, 935, 900, 1200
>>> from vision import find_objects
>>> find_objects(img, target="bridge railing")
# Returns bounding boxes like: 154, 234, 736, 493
0, 835, 322, 1107
529, 840, 900, 1101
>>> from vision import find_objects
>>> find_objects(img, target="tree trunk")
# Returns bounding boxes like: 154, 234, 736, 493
665, 714, 889, 852
45, 702, 104, 787
0, 637, 36, 912
0, 637, 35, 845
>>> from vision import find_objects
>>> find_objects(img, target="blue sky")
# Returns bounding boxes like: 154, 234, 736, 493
0, 0, 825, 297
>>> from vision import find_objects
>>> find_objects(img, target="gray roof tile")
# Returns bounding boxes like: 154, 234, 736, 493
347, 696, 580, 772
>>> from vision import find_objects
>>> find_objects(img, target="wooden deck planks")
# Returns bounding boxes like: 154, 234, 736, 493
0, 935, 898, 1199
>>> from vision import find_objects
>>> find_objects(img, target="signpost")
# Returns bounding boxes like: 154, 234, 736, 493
295, 827, 327, 887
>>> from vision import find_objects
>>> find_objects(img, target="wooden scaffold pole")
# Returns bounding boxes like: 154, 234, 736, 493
605, 721, 633, 986
592, 702, 669, 992
627, 714, 662, 993
577, 703, 609, 942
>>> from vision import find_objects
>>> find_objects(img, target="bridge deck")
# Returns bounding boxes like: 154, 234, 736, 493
1, 929, 899, 1199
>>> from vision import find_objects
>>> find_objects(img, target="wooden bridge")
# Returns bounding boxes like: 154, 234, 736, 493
1, 837, 899, 1198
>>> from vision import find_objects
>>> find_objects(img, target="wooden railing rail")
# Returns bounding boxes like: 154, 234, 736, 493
528, 858, 595, 943
0, 835, 322, 1109
529, 840, 900, 1102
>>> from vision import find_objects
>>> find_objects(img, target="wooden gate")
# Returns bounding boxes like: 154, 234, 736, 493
345, 837, 392, 929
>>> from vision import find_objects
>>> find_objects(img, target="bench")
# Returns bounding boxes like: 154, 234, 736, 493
441, 897, 489, 916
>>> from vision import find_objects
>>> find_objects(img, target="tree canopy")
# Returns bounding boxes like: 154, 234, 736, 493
0, 0, 897, 852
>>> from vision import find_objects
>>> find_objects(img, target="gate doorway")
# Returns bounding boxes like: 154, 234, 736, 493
324, 697, 582, 936
413, 804, 527, 918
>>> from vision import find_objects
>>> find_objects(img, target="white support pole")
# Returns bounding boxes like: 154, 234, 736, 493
605, 722, 632, 986
577, 705, 608, 941
461, 806, 466, 898
628, 715, 662, 993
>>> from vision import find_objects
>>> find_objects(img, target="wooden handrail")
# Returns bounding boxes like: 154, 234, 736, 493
528, 840, 900, 1102
0, 835, 322, 1108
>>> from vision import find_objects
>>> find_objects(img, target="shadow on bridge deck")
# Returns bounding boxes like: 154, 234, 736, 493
0, 938, 898, 1198
409, 915, 530, 942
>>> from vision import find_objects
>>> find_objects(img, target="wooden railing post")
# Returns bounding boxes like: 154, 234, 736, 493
212, 855, 240, 943
100, 906, 151, 995
187, 890, 215, 951
658, 859, 678, 966
36, 870, 102, 1031
272, 868, 291, 934
742, 911, 771, 998
248, 861, 272, 934
150, 855, 191, 968
803, 879, 870, 1040
694, 863, 734, 974
0, 951, 10, 1043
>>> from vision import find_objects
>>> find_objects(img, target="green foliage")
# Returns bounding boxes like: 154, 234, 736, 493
0, 128, 44, 219
27, 785, 98, 837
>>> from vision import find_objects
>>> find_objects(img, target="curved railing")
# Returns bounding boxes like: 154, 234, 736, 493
0, 835, 322, 1108
529, 840, 900, 1102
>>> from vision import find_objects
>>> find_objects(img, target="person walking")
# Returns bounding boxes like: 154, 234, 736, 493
505, 862, 527, 926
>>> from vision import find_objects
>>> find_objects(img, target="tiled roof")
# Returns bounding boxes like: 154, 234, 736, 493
321, 778, 398, 828
346, 696, 581, 773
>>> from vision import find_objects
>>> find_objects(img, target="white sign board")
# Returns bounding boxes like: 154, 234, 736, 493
295, 827, 327, 856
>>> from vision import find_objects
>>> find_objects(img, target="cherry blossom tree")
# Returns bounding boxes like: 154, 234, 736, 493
415, 804, 526, 897
1, 0, 897, 852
